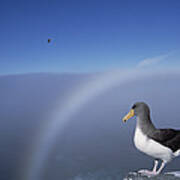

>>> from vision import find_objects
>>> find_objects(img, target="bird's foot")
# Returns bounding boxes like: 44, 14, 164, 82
138, 169, 159, 177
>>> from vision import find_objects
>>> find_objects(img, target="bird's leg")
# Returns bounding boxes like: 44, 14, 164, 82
138, 160, 159, 176
156, 161, 166, 174
152, 160, 159, 172
139, 160, 166, 176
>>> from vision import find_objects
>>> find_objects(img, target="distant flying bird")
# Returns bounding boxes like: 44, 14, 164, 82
123, 102, 180, 176
48, 38, 51, 43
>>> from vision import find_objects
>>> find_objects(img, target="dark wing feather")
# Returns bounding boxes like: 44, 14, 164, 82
148, 129, 180, 152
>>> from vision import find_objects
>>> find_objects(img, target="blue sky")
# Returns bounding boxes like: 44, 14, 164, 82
1, 0, 180, 74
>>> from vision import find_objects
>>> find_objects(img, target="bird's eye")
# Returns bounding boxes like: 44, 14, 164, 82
132, 105, 136, 109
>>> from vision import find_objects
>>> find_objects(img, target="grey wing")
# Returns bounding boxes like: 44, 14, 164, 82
165, 133, 180, 152
149, 129, 180, 152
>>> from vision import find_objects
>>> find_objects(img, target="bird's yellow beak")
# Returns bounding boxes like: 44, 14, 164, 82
122, 109, 135, 122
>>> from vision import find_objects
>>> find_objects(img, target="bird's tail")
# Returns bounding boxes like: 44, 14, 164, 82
174, 149, 180, 157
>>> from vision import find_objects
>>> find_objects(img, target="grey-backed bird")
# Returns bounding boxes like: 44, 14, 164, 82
123, 102, 180, 176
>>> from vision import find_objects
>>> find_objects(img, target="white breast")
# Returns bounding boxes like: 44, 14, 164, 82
134, 126, 173, 162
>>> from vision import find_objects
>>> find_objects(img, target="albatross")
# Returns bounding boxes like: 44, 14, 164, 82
122, 102, 180, 176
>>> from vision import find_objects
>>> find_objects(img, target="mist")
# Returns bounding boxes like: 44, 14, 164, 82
0, 71, 180, 180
